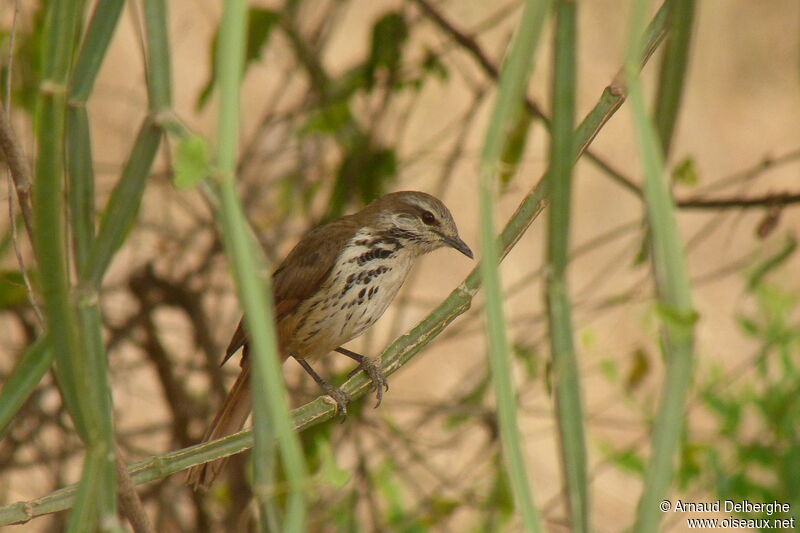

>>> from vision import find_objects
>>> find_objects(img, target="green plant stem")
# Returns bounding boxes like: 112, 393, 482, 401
573, 1, 670, 160
143, 0, 172, 112
626, 1, 697, 532
477, 0, 552, 530
67, 0, 124, 274
215, 1, 306, 531
84, 119, 162, 285
70, 0, 125, 102
34, 0, 87, 441
66, 5, 137, 528
66, 107, 95, 275
0, 0, 171, 489
81, 0, 170, 284
34, 2, 120, 530
653, 0, 696, 158
546, 1, 588, 531
0, 337, 51, 439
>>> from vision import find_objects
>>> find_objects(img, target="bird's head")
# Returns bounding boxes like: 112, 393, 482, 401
363, 191, 473, 259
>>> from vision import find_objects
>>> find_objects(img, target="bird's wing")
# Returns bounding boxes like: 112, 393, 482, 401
222, 216, 360, 364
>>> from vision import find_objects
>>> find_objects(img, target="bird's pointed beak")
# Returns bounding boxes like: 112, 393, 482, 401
443, 235, 473, 259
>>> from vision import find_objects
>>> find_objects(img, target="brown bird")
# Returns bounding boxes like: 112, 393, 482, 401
186, 191, 472, 490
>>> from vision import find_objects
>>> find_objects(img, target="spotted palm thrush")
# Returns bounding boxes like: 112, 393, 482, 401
186, 190, 472, 490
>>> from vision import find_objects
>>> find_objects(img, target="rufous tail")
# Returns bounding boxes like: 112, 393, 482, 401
186, 364, 252, 491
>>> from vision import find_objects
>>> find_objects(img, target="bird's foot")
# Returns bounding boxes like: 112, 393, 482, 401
320, 381, 351, 419
347, 356, 389, 408
296, 357, 351, 419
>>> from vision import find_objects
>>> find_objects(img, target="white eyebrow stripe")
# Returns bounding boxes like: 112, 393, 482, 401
405, 196, 434, 212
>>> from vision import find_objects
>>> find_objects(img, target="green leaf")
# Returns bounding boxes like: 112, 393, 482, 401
633, 225, 651, 266
300, 100, 355, 136
512, 342, 539, 379
245, 9, 280, 64
488, 453, 515, 516
327, 142, 397, 219
602, 443, 645, 474
6, 4, 46, 114
701, 387, 741, 436
0, 337, 52, 439
0, 270, 31, 309
356, 147, 396, 204
499, 111, 532, 190
420, 498, 459, 527
444, 373, 489, 429
671, 156, 700, 186
407, 48, 450, 91
654, 302, 700, 330
747, 235, 797, 290
421, 48, 448, 82
315, 438, 350, 488
736, 314, 760, 336
737, 442, 775, 467
375, 460, 409, 526
173, 134, 211, 189
625, 347, 651, 392
600, 358, 618, 383
328, 65, 368, 102
365, 12, 408, 89
678, 441, 707, 487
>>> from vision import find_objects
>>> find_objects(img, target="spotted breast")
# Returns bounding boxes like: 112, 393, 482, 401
283, 228, 414, 361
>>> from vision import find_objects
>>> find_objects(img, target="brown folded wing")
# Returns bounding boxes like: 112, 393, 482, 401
221, 215, 361, 365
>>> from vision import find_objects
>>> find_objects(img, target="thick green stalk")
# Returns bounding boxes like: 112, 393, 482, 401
66, 107, 94, 274
34, 0, 87, 441
75, 302, 116, 511
215, 1, 306, 531
34, 2, 118, 530
84, 119, 162, 285
143, 0, 172, 112
478, 0, 552, 530
626, 1, 697, 532
67, 0, 125, 274
573, 1, 670, 160
66, 447, 121, 532
653, 0, 696, 158
546, 1, 588, 531
69, 0, 125, 103
63, 6, 128, 528
3, 10, 159, 526
6, 6, 169, 528
84, 0, 169, 285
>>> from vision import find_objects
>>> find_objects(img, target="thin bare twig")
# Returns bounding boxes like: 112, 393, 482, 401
0, 108, 33, 237
2, 0, 43, 325
677, 191, 800, 209
116, 454, 155, 533
692, 146, 800, 196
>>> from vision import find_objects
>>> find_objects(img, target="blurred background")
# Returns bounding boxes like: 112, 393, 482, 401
0, 0, 798, 531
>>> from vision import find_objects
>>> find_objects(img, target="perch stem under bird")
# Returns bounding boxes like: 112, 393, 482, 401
186, 190, 473, 491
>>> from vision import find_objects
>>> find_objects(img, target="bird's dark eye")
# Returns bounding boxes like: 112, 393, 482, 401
421, 210, 437, 225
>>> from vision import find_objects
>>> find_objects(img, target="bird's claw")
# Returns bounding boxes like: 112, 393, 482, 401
347, 357, 389, 408
321, 382, 350, 420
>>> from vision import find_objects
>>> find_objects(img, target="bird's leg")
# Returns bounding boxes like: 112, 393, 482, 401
335, 347, 389, 408
295, 358, 350, 417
